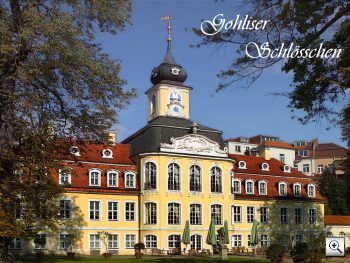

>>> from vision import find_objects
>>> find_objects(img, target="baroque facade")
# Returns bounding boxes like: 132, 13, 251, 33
10, 34, 325, 256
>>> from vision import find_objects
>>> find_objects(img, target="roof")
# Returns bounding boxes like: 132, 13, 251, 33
63, 142, 135, 165
122, 116, 225, 157
325, 215, 350, 225
262, 141, 295, 150
315, 143, 347, 159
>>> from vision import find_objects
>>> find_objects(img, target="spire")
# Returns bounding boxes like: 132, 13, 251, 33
161, 15, 176, 64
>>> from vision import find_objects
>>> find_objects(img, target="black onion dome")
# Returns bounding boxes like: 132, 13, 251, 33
151, 46, 187, 85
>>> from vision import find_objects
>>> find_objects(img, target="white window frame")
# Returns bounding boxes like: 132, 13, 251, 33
280, 207, 288, 224
278, 182, 287, 196
260, 207, 268, 223
168, 202, 181, 225
124, 171, 136, 188
189, 165, 202, 193
89, 169, 101, 187
309, 208, 317, 224
125, 234, 136, 249
231, 205, 242, 223
144, 161, 157, 190
231, 235, 242, 247
293, 183, 302, 197
107, 201, 119, 221
89, 234, 101, 250
261, 163, 269, 171
232, 179, 241, 194
145, 235, 158, 249
245, 180, 254, 194
211, 204, 223, 225
247, 206, 255, 223
102, 149, 113, 159
59, 199, 72, 220
303, 164, 310, 173
107, 170, 119, 187
238, 161, 246, 169
189, 203, 202, 225
58, 168, 72, 185
295, 207, 303, 224
210, 166, 222, 193
34, 233, 47, 250
144, 202, 157, 225
258, 181, 267, 195
89, 200, 101, 221
108, 234, 119, 249
317, 165, 323, 174
9, 238, 22, 250
307, 184, 316, 198
260, 234, 268, 247
125, 201, 136, 222
167, 162, 181, 191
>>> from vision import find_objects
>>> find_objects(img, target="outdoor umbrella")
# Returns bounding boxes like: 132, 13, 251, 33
224, 220, 230, 245
182, 220, 190, 250
206, 218, 217, 246
250, 219, 259, 255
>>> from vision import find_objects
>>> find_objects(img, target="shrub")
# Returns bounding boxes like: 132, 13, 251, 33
266, 244, 286, 262
291, 242, 310, 262
134, 242, 145, 250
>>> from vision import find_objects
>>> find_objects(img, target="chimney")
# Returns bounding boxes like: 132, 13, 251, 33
260, 146, 270, 160
108, 131, 116, 145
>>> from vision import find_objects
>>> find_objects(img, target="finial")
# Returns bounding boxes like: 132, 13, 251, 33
161, 15, 173, 50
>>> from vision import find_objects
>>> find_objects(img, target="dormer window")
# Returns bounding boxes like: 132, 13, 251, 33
59, 168, 72, 185
89, 169, 101, 186
70, 146, 80, 156
232, 179, 241, 194
307, 184, 315, 198
125, 172, 136, 188
102, 149, 113, 159
278, 182, 287, 196
245, 180, 254, 194
107, 170, 118, 187
293, 183, 302, 197
283, 165, 291, 173
261, 163, 269, 171
238, 161, 247, 169
258, 181, 267, 195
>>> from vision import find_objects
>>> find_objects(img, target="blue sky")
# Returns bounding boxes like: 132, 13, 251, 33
96, 0, 345, 146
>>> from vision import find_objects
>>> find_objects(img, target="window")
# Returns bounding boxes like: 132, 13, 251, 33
317, 165, 323, 174
261, 163, 269, 171
144, 162, 157, 190
279, 182, 287, 196
326, 231, 333, 237
125, 172, 136, 188
59, 234, 73, 250
125, 202, 136, 221
169, 91, 181, 102
151, 94, 156, 114
238, 161, 246, 169
60, 200, 71, 220
108, 235, 119, 249
247, 235, 252, 247
189, 165, 201, 192
295, 207, 302, 224
168, 235, 181, 249
102, 149, 113, 158
309, 208, 316, 224
279, 154, 285, 163
232, 179, 241, 194
89, 201, 100, 220
280, 208, 288, 224
145, 202, 157, 224
9, 238, 21, 250
168, 203, 180, 225
235, 145, 241, 152
190, 235, 202, 250
258, 181, 267, 195
70, 146, 80, 156
34, 234, 47, 249
260, 235, 268, 247
211, 204, 223, 225
232, 206, 242, 223
246, 180, 254, 194
328, 164, 335, 173
308, 184, 315, 197
247, 206, 255, 223
296, 234, 303, 244
299, 150, 308, 157
59, 168, 71, 185
190, 204, 202, 225
107, 171, 118, 187
293, 183, 301, 197
145, 235, 157, 248
90, 234, 100, 249
125, 234, 136, 249
107, 201, 118, 221
283, 165, 291, 173
89, 169, 101, 186
168, 163, 180, 191
303, 164, 310, 173
339, 231, 346, 236
210, 167, 222, 193
231, 235, 242, 247
260, 207, 268, 223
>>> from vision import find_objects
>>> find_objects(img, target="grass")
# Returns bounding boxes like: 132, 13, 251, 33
16, 255, 270, 263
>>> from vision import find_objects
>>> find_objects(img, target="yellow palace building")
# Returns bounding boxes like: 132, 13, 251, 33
10, 22, 325, 257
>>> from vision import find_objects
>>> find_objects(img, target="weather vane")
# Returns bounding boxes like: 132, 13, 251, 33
161, 15, 173, 48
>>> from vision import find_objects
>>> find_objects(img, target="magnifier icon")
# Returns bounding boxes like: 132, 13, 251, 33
329, 240, 342, 254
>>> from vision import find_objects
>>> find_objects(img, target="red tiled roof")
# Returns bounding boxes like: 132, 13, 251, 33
325, 215, 350, 225
315, 143, 347, 159
262, 141, 295, 150
225, 137, 241, 142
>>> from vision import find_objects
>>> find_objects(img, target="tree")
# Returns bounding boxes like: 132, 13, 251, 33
315, 170, 349, 215
193, 0, 349, 136
0, 0, 135, 261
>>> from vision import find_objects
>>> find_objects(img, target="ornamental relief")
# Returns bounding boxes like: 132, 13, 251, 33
160, 134, 228, 157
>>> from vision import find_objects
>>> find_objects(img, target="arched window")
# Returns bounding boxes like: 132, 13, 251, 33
293, 183, 301, 197
308, 184, 315, 198
278, 182, 287, 196
89, 169, 101, 186
145, 235, 157, 248
168, 203, 181, 225
258, 181, 267, 195
144, 162, 157, 190
210, 167, 222, 193
107, 170, 118, 187
245, 180, 254, 194
339, 231, 346, 236
144, 202, 157, 224
189, 165, 201, 192
59, 168, 72, 185
168, 235, 181, 249
169, 91, 181, 103
211, 204, 223, 225
168, 163, 180, 191
190, 234, 202, 250
232, 179, 241, 194
124, 172, 136, 188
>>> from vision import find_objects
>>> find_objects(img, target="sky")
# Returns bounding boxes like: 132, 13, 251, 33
96, 0, 345, 146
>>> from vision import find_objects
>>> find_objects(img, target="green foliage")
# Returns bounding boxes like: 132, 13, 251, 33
266, 244, 286, 260
193, 0, 349, 136
134, 242, 145, 250
0, 0, 133, 260
290, 242, 310, 262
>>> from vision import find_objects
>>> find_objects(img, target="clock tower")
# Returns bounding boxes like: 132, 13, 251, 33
146, 16, 191, 122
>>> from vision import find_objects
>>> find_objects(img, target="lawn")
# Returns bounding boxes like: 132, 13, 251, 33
16, 255, 270, 263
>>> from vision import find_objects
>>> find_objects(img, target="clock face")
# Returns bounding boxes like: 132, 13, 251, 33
171, 67, 180, 75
